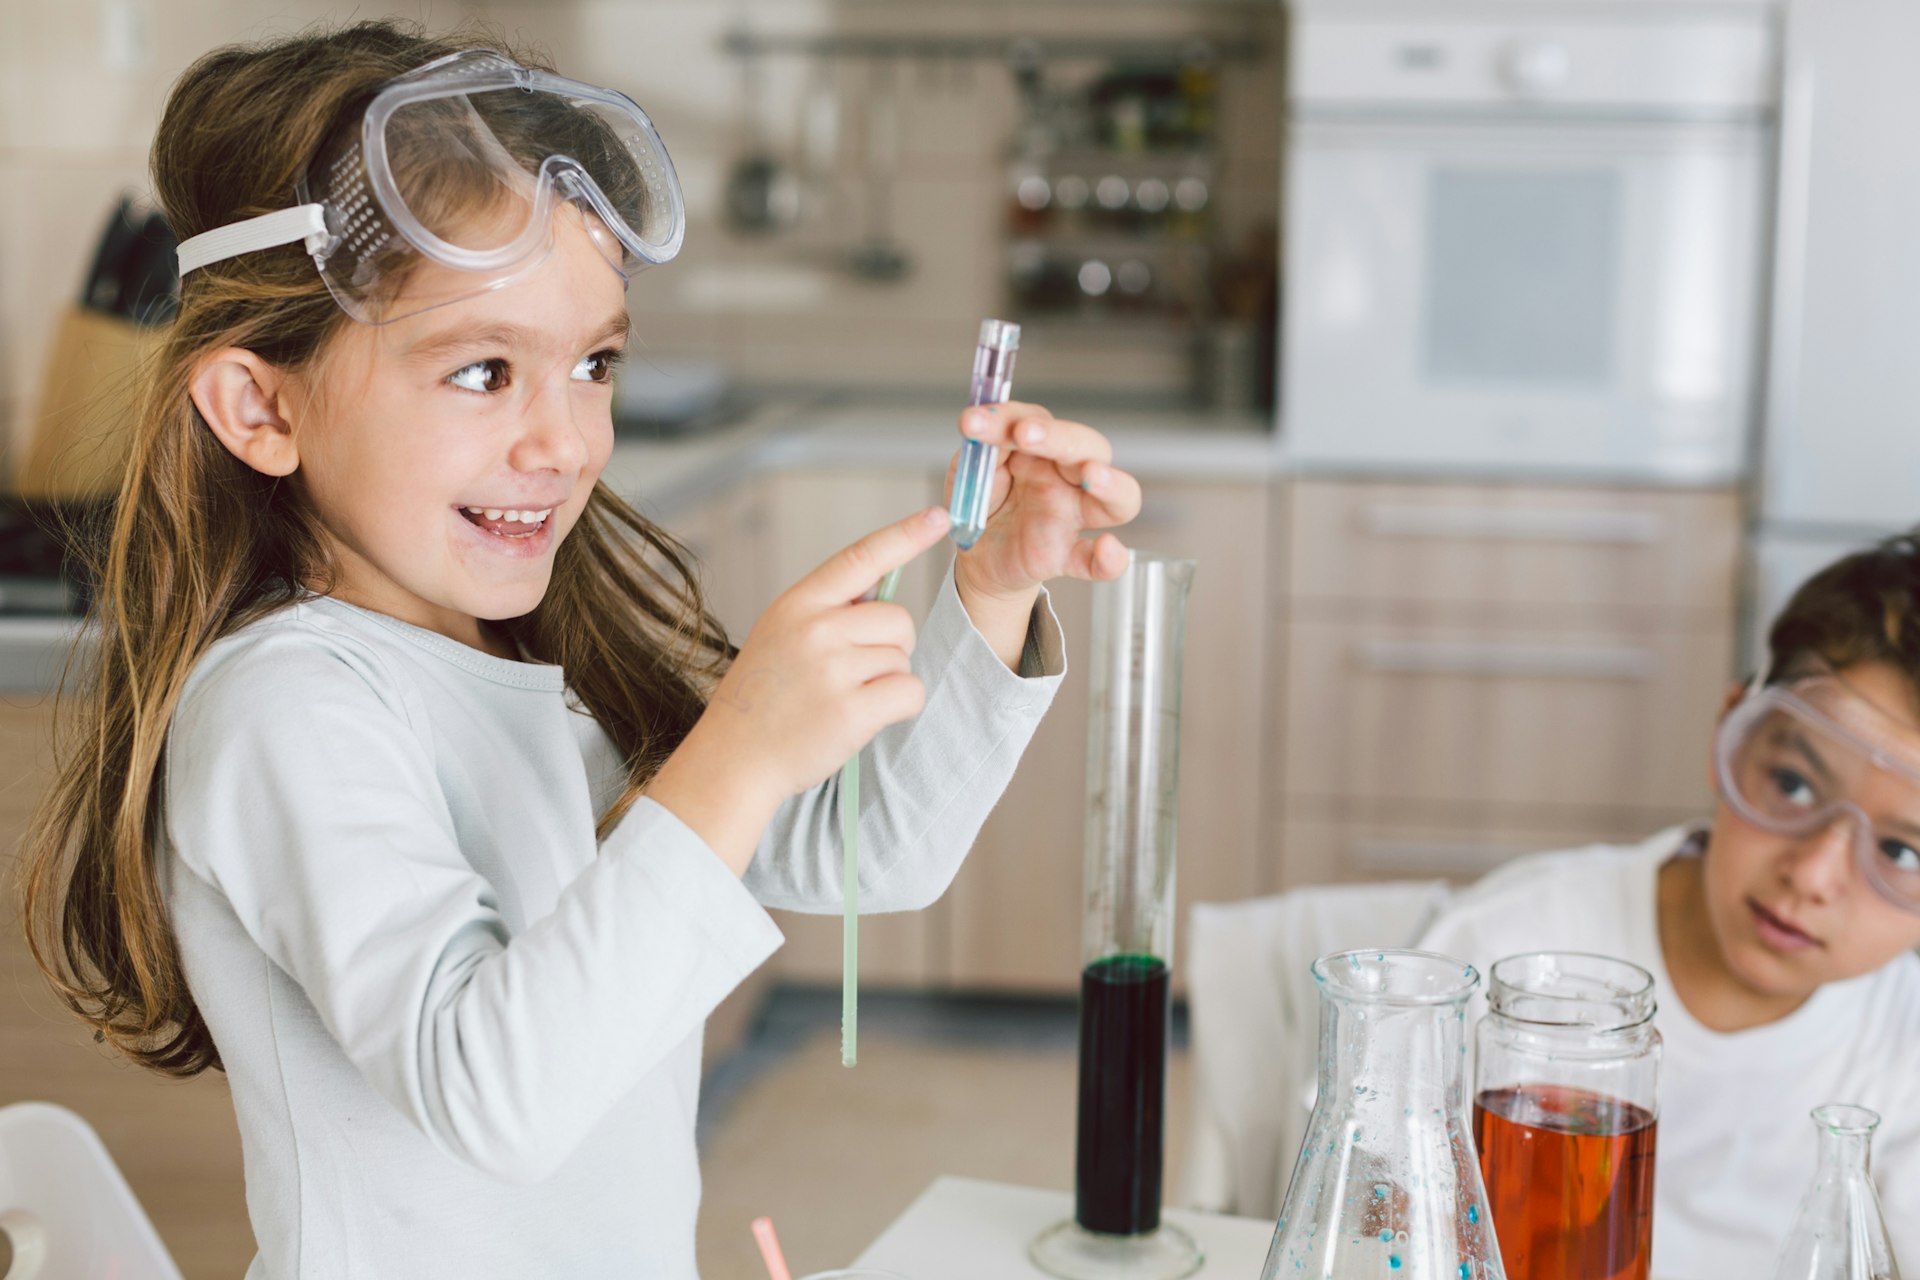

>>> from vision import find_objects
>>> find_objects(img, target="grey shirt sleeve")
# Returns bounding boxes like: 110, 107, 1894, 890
165, 634, 782, 1184
743, 557, 1068, 914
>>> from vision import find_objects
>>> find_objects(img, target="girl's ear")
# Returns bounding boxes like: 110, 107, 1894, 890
189, 347, 300, 477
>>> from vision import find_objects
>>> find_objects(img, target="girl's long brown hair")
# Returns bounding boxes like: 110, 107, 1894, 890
17, 20, 732, 1077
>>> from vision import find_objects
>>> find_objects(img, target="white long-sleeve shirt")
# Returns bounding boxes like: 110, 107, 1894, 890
161, 565, 1064, 1278
1417, 827, 1920, 1276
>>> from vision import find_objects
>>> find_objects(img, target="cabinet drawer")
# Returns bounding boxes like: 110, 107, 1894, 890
1285, 479, 1741, 623
1273, 811, 1686, 892
1279, 617, 1729, 813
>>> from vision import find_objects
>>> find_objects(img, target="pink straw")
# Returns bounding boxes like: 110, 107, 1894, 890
751, 1216, 795, 1280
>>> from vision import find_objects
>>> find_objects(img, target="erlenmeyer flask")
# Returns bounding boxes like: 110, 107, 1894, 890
1771, 1104, 1902, 1280
1261, 950, 1506, 1280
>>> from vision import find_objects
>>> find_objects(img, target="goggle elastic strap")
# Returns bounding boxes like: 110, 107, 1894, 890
176, 204, 331, 277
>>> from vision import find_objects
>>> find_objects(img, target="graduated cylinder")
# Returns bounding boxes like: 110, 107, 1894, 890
1033, 552, 1200, 1280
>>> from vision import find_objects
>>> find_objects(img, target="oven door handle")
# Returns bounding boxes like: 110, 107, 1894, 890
1355, 639, 1656, 680
1360, 504, 1664, 545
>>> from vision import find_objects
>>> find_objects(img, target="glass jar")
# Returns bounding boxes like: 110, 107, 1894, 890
1472, 953, 1661, 1280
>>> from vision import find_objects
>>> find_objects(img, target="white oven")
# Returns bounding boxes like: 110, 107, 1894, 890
1280, 6, 1778, 481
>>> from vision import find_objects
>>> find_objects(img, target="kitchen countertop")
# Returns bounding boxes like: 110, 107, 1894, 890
601, 393, 1278, 522
0, 396, 1274, 693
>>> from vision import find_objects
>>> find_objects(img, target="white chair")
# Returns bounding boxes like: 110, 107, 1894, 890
1179, 880, 1454, 1219
0, 1102, 182, 1280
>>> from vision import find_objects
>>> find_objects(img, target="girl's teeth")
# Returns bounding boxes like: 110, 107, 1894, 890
459, 506, 553, 525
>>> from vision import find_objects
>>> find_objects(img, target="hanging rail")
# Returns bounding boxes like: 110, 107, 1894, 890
719, 29, 1267, 67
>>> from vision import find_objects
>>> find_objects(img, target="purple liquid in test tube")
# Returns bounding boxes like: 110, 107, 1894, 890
949, 319, 1020, 550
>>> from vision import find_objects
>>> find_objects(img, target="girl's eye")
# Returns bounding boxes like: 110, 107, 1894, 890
572, 348, 623, 384
1879, 840, 1920, 875
1769, 767, 1819, 809
450, 359, 510, 394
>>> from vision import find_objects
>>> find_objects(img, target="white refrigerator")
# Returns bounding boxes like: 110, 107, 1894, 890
1752, 0, 1920, 654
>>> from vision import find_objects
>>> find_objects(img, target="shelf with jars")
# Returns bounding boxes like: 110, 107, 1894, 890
1002, 60, 1222, 331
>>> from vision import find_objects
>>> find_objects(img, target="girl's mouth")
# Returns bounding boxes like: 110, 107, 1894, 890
1748, 897, 1822, 952
458, 505, 554, 538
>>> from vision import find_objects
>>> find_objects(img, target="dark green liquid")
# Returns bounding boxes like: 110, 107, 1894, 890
1074, 953, 1170, 1236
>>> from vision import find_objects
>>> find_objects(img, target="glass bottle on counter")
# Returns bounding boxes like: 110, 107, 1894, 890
1772, 1105, 1903, 1280
1261, 950, 1506, 1280
1472, 953, 1660, 1280
1031, 552, 1201, 1280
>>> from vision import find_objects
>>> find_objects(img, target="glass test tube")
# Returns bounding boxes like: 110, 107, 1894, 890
949, 319, 1021, 550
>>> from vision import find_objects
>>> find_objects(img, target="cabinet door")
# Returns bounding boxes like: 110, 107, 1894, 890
1274, 811, 1695, 892
942, 478, 1272, 993
674, 478, 771, 644
1279, 616, 1730, 815
759, 467, 948, 987
1285, 479, 1743, 627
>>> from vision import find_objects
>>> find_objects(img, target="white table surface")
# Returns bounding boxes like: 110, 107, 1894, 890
853, 1177, 1274, 1279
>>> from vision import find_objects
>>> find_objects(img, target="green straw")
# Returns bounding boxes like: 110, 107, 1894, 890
842, 565, 903, 1067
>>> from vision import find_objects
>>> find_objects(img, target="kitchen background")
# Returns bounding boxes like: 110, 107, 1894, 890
4, 0, 1919, 1276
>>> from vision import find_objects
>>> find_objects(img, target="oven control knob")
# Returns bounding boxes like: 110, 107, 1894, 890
1501, 39, 1572, 95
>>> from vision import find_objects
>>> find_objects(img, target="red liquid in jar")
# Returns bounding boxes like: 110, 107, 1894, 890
1473, 1084, 1657, 1280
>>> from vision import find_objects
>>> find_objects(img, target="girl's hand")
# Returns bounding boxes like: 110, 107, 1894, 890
646, 506, 952, 874
946, 401, 1143, 663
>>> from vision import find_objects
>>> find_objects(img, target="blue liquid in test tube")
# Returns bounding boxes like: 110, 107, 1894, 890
949, 319, 1021, 550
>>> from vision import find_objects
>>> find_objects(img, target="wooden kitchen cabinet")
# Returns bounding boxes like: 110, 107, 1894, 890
671, 475, 772, 644
1272, 477, 1741, 891
697, 463, 1276, 996
1274, 810, 1687, 890
940, 477, 1273, 994
1285, 479, 1742, 627
1278, 617, 1732, 814
755, 465, 951, 989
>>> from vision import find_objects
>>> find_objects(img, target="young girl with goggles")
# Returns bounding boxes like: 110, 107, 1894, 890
19, 22, 1142, 1278
1420, 534, 1920, 1276
1716, 662, 1920, 914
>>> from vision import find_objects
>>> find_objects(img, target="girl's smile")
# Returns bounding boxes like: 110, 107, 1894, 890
451, 502, 562, 558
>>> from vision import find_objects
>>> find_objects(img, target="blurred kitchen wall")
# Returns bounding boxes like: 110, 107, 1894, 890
0, 0, 395, 480
0, 0, 1281, 481
516, 1, 1283, 398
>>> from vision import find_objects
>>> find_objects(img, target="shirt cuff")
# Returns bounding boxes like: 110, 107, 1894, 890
922, 557, 1068, 707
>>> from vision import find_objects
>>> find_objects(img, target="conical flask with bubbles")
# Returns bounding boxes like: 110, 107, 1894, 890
1771, 1104, 1903, 1280
1260, 950, 1507, 1280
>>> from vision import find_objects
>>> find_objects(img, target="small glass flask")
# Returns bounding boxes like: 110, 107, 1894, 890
1473, 953, 1661, 1280
1259, 950, 1506, 1280
1771, 1104, 1902, 1280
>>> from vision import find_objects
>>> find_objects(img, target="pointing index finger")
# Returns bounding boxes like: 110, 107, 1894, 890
802, 506, 951, 606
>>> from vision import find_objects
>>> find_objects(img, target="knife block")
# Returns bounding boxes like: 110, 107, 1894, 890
15, 307, 162, 503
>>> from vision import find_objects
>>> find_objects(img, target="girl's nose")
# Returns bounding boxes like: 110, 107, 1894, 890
1781, 813, 1860, 904
513, 386, 592, 474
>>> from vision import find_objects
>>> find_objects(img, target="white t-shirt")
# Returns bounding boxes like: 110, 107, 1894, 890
162, 570, 1064, 1278
1417, 827, 1920, 1277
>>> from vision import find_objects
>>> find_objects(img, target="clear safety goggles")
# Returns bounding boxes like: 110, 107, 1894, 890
1715, 665, 1920, 913
174, 49, 685, 323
